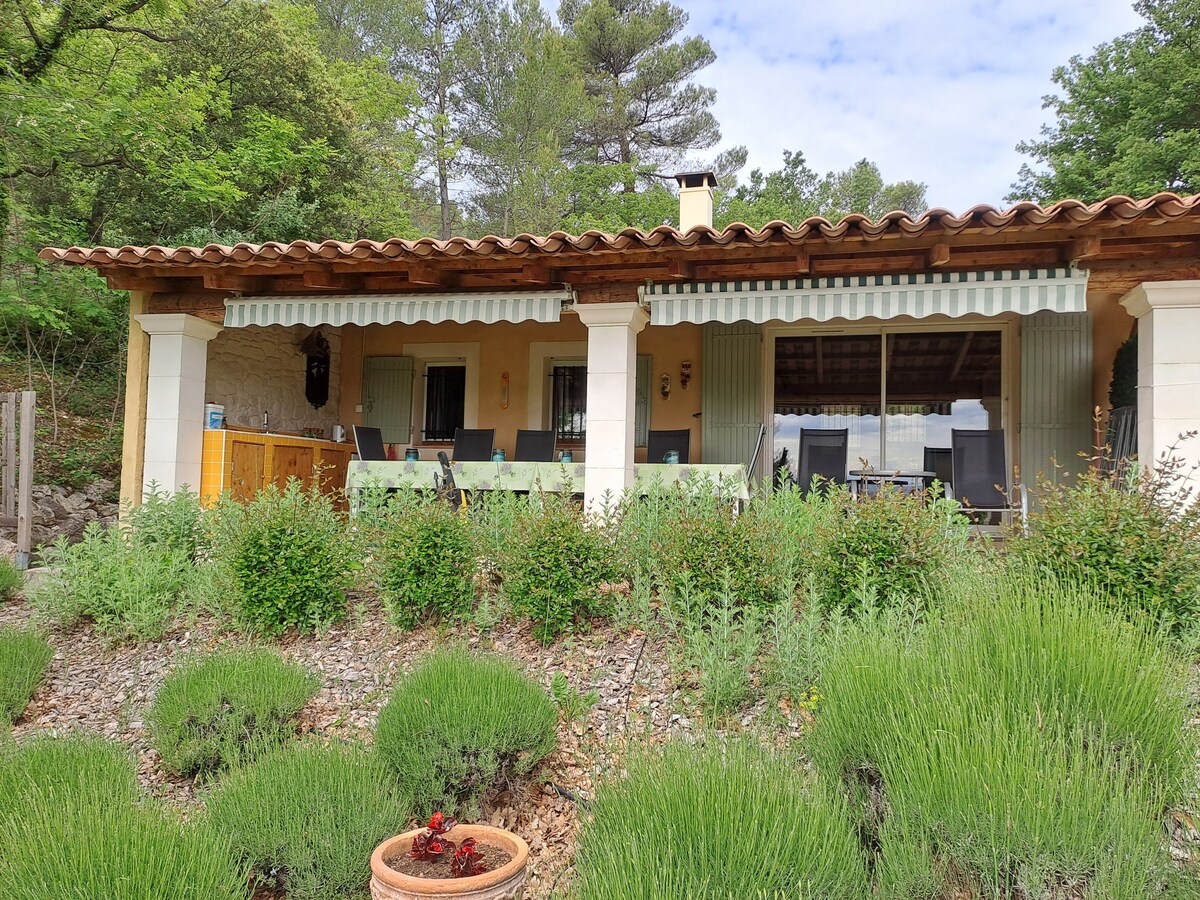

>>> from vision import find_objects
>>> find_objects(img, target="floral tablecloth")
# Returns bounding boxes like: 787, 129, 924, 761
345, 461, 750, 501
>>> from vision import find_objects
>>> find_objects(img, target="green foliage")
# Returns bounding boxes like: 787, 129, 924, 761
125, 484, 207, 563
204, 742, 411, 900
575, 739, 868, 900
148, 648, 319, 778
810, 573, 1191, 899
1110, 333, 1139, 409
809, 484, 973, 612
219, 481, 358, 635
0, 628, 53, 724
370, 492, 477, 629
1012, 0, 1200, 202
670, 584, 765, 720
375, 648, 556, 819
550, 671, 599, 722
495, 492, 616, 642
0, 734, 247, 900
762, 592, 846, 705
0, 557, 21, 600
1008, 453, 1200, 636
30, 522, 190, 639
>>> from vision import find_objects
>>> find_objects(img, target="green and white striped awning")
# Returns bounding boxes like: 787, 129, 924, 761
224, 290, 570, 328
642, 268, 1089, 326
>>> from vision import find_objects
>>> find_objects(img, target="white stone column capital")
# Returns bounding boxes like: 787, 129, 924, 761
1119, 280, 1200, 318
135, 312, 224, 341
572, 301, 649, 332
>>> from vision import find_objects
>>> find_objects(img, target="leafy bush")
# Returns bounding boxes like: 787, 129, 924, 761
0, 734, 246, 900
575, 739, 867, 899
0, 628, 53, 724
809, 484, 973, 612
205, 742, 411, 900
148, 648, 319, 777
1009, 453, 1200, 636
810, 573, 1191, 899
125, 483, 207, 562
618, 485, 785, 607
0, 556, 21, 600
30, 522, 189, 639
217, 481, 358, 634
375, 648, 556, 818
494, 492, 615, 641
670, 583, 765, 720
370, 492, 477, 628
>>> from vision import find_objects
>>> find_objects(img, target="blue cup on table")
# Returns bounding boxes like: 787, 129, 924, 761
404, 448, 419, 461
492, 448, 506, 462
663, 450, 680, 464
559, 450, 573, 463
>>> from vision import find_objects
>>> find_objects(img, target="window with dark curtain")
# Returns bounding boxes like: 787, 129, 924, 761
423, 365, 466, 441
551, 365, 587, 441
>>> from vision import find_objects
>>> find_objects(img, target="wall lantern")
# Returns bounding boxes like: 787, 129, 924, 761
660, 374, 671, 399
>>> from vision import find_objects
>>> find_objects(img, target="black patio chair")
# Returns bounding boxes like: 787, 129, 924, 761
950, 428, 1027, 527
451, 428, 495, 461
797, 428, 848, 494
352, 425, 387, 461
923, 446, 953, 495
514, 429, 557, 462
647, 428, 691, 464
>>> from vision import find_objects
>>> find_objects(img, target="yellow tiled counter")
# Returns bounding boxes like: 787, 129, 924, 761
200, 429, 352, 506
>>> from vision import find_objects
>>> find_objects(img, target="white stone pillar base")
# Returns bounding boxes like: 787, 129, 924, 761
1120, 282, 1200, 492
135, 314, 223, 496
575, 302, 649, 512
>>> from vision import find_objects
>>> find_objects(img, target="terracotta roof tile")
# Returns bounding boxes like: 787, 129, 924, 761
39, 192, 1200, 270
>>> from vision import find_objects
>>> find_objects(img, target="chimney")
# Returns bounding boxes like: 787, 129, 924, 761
675, 170, 718, 231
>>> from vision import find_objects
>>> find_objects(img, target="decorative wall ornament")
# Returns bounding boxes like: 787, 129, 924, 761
298, 329, 331, 409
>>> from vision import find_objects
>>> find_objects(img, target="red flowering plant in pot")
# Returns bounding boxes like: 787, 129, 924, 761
370, 811, 530, 900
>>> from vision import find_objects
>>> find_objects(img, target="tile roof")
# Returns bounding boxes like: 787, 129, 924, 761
39, 192, 1200, 269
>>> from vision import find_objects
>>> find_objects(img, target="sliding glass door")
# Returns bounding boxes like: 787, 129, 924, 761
772, 326, 1004, 482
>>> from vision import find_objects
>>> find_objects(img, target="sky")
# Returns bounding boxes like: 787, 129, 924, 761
680, 1, 1146, 214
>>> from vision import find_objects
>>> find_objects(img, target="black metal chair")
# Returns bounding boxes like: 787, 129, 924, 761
514, 429, 556, 462
950, 428, 1027, 527
451, 428, 495, 461
797, 428, 848, 493
923, 446, 953, 495
352, 425, 387, 461
646, 429, 691, 464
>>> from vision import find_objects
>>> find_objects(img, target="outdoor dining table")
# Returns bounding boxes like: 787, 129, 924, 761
344, 460, 751, 507
848, 469, 936, 497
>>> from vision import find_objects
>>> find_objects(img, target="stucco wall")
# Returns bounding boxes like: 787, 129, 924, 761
206, 325, 343, 437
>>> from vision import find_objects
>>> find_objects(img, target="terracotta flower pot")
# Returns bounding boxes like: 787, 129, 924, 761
370, 824, 530, 900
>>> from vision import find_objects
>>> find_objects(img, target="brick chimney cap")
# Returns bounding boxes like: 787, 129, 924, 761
674, 170, 718, 189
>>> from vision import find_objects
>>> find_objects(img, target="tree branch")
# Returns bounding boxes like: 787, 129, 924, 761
97, 23, 178, 42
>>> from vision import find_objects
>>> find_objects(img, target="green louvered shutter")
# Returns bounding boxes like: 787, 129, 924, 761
1020, 311, 1093, 487
634, 354, 651, 447
701, 323, 762, 466
363, 356, 414, 444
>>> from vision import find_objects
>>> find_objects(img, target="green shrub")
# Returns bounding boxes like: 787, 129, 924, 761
0, 628, 53, 724
1009, 456, 1200, 637
218, 481, 358, 634
375, 648, 556, 818
125, 483, 207, 562
148, 648, 319, 777
670, 584, 765, 720
810, 483, 973, 612
0, 734, 246, 900
371, 492, 477, 628
575, 739, 868, 900
30, 522, 189, 639
205, 742, 411, 900
0, 556, 21, 600
618, 485, 784, 607
495, 492, 615, 641
810, 573, 1191, 899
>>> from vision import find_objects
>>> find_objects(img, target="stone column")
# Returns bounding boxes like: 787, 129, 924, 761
1120, 281, 1200, 487
575, 301, 649, 511
134, 313, 223, 496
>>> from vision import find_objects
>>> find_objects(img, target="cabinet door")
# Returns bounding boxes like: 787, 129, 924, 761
230, 441, 266, 502
272, 445, 315, 490
317, 448, 350, 507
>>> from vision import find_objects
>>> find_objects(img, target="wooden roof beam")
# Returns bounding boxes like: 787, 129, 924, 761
105, 275, 177, 293
202, 274, 262, 293
1064, 236, 1101, 265
302, 267, 362, 290
927, 242, 951, 268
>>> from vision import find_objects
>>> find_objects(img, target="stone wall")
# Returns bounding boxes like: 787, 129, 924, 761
205, 325, 343, 437
0, 480, 120, 554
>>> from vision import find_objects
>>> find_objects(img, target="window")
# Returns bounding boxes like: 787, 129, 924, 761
423, 363, 466, 441
546, 355, 651, 444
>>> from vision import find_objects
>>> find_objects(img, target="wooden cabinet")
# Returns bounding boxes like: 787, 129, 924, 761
202, 430, 352, 507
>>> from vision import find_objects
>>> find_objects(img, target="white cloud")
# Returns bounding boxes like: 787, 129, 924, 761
678, 0, 1145, 213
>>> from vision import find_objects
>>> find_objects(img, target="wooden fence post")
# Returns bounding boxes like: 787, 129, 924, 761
16, 392, 35, 569
1, 394, 13, 520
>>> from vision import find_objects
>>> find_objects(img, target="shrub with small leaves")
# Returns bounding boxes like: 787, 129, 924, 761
125, 483, 207, 562
495, 493, 616, 641
218, 481, 358, 635
371, 492, 477, 629
148, 648, 319, 777
0, 556, 21, 601
0, 628, 53, 724
205, 742, 411, 900
375, 648, 556, 819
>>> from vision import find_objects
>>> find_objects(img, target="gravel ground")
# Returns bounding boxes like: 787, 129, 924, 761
0, 592, 720, 898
